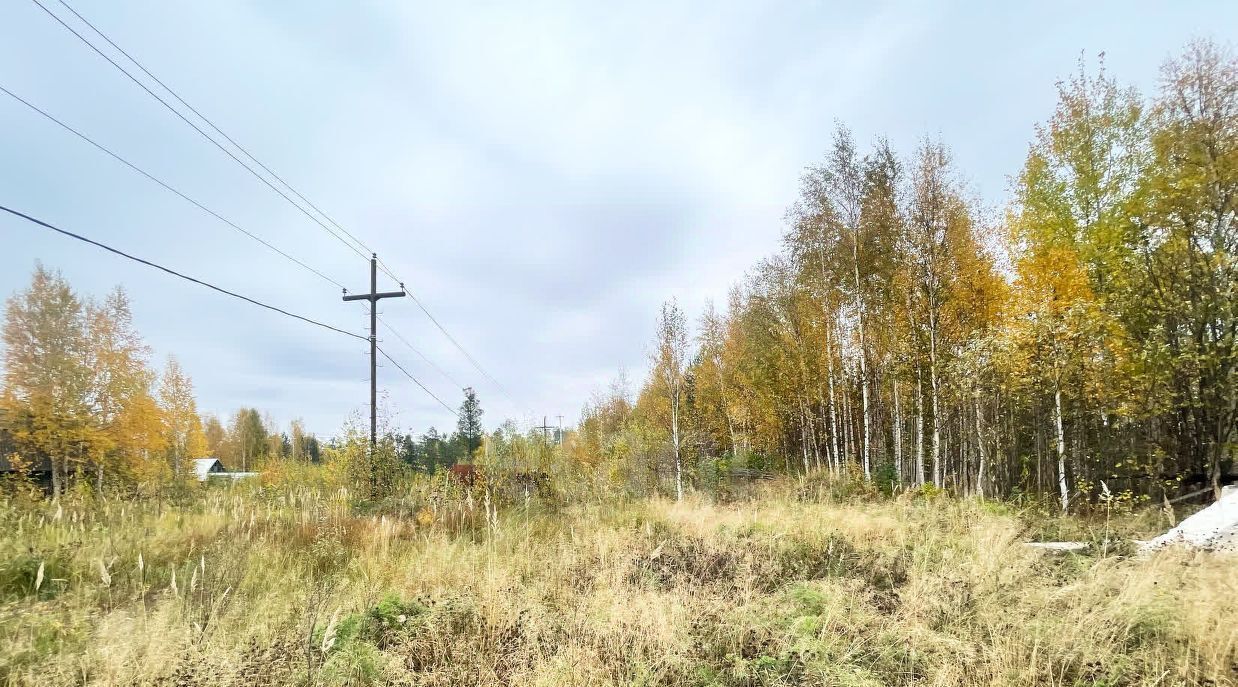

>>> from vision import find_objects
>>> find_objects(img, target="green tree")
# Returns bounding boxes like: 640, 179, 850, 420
202, 414, 227, 457
1007, 54, 1144, 510
456, 388, 484, 458
1136, 40, 1237, 497
228, 408, 267, 472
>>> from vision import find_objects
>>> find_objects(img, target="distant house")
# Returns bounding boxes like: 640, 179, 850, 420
0, 452, 54, 491
0, 421, 52, 490
193, 457, 258, 481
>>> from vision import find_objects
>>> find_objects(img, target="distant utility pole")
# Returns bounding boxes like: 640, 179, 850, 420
343, 253, 405, 496
536, 415, 564, 445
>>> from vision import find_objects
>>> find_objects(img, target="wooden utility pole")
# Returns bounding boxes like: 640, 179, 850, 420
343, 253, 405, 496
537, 415, 563, 444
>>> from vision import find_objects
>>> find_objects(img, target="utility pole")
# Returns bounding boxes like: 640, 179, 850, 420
343, 253, 405, 497
535, 415, 564, 445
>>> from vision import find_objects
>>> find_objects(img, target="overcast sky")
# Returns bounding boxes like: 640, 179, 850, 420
1, 1, 1233, 437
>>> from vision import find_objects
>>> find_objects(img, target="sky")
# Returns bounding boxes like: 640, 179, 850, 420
1, 1, 1234, 438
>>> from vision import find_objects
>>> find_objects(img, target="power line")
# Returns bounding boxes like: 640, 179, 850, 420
0, 79, 474, 418
392, 280, 519, 405
29, 0, 371, 261
0, 204, 365, 341
376, 345, 459, 417
0, 83, 347, 292
377, 316, 465, 391
52, 0, 376, 260
4, 203, 466, 419
36, 0, 518, 408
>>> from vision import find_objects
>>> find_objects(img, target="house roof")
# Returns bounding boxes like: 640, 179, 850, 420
193, 458, 225, 479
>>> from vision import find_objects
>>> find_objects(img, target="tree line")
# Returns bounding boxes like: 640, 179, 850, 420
0, 262, 497, 498
0, 265, 335, 496
1, 265, 199, 496
202, 409, 322, 472
576, 41, 1235, 510
391, 387, 486, 473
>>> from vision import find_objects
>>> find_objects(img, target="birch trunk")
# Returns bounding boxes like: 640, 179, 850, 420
853, 256, 871, 480
974, 396, 987, 500
915, 364, 926, 486
893, 379, 903, 486
672, 392, 683, 502
715, 360, 738, 457
806, 399, 822, 471
800, 404, 811, 474
842, 375, 854, 468
50, 454, 62, 499
825, 325, 841, 474
928, 309, 942, 486
818, 383, 834, 472
1054, 384, 1068, 513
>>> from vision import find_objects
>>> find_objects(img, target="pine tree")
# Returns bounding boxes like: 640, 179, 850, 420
457, 388, 484, 458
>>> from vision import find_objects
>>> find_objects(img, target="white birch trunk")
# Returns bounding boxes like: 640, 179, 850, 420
715, 361, 738, 457
1054, 385, 1068, 513
853, 256, 871, 480
672, 393, 683, 502
825, 325, 841, 474
842, 373, 853, 468
928, 310, 942, 486
974, 396, 986, 500
915, 364, 926, 486
893, 379, 903, 486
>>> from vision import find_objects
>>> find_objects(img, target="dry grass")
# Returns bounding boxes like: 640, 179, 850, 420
0, 477, 1233, 686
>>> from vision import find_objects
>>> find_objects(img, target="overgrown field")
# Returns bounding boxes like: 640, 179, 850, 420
0, 478, 1234, 686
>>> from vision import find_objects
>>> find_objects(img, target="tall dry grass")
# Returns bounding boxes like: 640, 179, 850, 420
0, 474, 1233, 686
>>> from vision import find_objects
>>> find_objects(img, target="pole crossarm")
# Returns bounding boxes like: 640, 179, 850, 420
343, 290, 406, 302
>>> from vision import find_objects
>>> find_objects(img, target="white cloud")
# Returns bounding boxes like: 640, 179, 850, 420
2, 0, 1230, 436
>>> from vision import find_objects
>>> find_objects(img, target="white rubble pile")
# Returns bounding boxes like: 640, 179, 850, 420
1141, 488, 1238, 554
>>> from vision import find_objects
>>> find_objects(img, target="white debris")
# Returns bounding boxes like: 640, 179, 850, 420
1024, 541, 1089, 552
1141, 489, 1238, 554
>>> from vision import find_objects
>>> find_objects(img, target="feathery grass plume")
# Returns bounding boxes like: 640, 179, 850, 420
34, 561, 44, 593
320, 609, 340, 653
98, 559, 111, 587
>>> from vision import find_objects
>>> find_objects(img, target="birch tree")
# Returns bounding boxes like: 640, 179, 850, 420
652, 299, 688, 500
0, 265, 93, 497
158, 356, 205, 479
